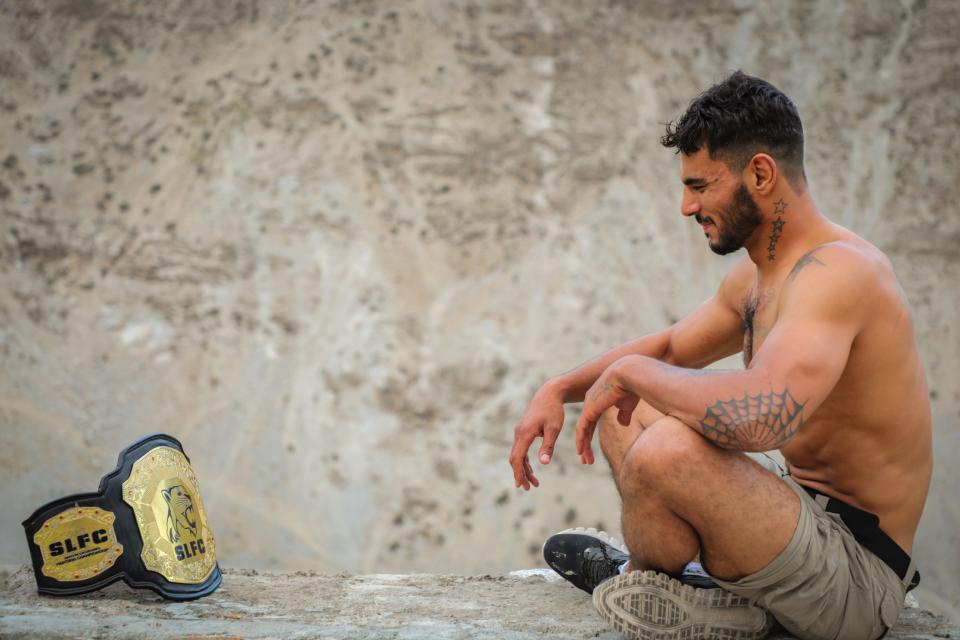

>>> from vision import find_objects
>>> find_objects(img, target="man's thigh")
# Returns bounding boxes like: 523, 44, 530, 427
712, 479, 904, 640
628, 416, 801, 580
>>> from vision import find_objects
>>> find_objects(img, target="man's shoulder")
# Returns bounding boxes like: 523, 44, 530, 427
781, 240, 898, 319
717, 254, 757, 304
786, 240, 893, 287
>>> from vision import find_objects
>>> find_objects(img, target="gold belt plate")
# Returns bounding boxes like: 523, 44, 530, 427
33, 506, 124, 582
121, 446, 217, 584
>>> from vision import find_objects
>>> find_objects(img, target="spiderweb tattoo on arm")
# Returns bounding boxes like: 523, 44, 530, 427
698, 388, 806, 450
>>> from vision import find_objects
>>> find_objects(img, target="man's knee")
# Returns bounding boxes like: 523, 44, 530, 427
597, 406, 636, 459
617, 417, 704, 493
597, 406, 622, 437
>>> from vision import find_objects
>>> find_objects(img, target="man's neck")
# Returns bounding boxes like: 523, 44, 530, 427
744, 189, 831, 278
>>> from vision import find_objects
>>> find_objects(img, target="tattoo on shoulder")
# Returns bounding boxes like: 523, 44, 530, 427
786, 248, 827, 283
698, 387, 806, 450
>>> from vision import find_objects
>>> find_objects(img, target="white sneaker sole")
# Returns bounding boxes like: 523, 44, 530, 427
592, 570, 773, 640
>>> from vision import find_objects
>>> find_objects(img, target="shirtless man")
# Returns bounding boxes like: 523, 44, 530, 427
508, 72, 932, 640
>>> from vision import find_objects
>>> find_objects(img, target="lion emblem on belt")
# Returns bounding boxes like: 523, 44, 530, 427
161, 485, 197, 543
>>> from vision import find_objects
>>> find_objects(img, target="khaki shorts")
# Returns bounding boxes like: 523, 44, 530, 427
712, 474, 907, 640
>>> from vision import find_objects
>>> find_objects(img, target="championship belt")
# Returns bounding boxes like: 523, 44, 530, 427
22, 433, 222, 600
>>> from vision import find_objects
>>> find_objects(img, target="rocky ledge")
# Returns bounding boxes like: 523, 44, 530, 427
1, 567, 957, 639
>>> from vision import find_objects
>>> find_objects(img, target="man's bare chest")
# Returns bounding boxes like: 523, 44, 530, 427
741, 286, 779, 367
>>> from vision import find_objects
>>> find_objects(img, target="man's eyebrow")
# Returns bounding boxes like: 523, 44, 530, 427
682, 177, 708, 186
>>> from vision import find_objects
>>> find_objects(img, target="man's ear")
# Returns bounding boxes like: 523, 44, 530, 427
745, 153, 778, 196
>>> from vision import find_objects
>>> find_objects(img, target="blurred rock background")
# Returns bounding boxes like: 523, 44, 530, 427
1, 0, 957, 621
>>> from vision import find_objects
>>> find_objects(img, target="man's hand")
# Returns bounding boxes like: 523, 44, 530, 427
575, 358, 642, 465
508, 383, 567, 490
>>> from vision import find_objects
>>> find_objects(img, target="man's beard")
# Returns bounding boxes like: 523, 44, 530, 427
697, 183, 763, 255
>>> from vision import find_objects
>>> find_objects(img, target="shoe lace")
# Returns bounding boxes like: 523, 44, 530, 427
582, 545, 626, 587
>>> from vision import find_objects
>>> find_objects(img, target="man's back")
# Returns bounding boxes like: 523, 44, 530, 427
728, 222, 932, 553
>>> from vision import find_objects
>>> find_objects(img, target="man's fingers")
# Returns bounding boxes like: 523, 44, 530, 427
575, 417, 595, 459
616, 395, 640, 426
511, 457, 523, 489
508, 447, 523, 488
581, 443, 594, 465
575, 405, 600, 454
537, 425, 561, 464
523, 456, 540, 488
574, 414, 587, 455
581, 422, 596, 464
509, 426, 537, 488
519, 456, 536, 491
510, 423, 548, 490
511, 453, 528, 489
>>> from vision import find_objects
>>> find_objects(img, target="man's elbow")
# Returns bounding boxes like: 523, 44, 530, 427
742, 433, 793, 453
659, 329, 681, 365
698, 415, 802, 452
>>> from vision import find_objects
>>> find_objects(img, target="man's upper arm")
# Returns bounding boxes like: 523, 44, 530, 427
748, 246, 871, 420
663, 257, 752, 368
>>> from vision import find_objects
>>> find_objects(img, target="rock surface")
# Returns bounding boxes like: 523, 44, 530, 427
1, 566, 958, 640
1, 0, 958, 622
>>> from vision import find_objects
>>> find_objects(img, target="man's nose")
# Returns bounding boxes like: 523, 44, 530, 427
681, 193, 700, 217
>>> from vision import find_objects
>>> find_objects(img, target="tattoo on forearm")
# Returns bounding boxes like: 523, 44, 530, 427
767, 198, 788, 262
786, 247, 826, 283
698, 387, 806, 450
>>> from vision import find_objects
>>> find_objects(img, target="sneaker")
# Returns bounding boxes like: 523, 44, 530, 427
542, 527, 629, 594
543, 527, 721, 593
592, 570, 773, 640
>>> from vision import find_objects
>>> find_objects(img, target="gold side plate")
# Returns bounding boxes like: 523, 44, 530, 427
122, 446, 217, 584
33, 507, 123, 582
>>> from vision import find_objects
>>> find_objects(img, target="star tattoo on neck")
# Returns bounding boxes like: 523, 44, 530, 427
767, 198, 788, 261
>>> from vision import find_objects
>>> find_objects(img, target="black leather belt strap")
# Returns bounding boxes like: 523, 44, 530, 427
802, 485, 920, 592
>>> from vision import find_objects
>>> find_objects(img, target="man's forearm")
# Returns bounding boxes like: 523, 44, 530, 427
549, 330, 672, 403
617, 356, 806, 452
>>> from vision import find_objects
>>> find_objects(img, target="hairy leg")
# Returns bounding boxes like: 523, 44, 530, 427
598, 401, 701, 573
614, 415, 801, 581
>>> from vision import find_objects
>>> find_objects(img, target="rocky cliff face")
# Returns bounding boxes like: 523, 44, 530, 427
1, 0, 957, 618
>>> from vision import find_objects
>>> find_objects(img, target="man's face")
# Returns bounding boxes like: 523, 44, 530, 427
679, 149, 763, 255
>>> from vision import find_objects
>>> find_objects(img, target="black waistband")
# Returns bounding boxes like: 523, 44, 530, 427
801, 485, 920, 591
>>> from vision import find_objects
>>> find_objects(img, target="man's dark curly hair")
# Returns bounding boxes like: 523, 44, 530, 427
661, 71, 806, 188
